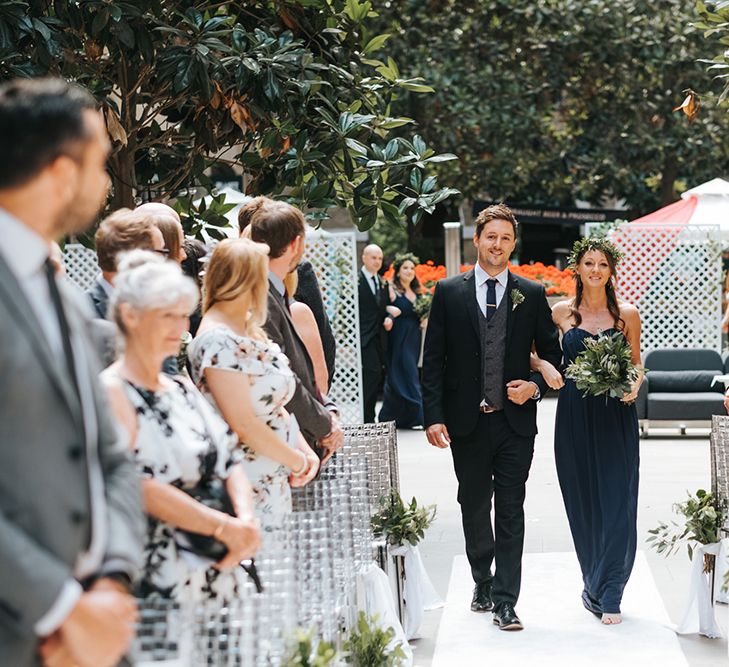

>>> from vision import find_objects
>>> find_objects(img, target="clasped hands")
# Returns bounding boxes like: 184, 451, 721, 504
39, 578, 137, 667
318, 413, 344, 464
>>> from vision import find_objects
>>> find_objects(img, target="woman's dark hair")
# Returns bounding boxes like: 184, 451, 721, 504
391, 253, 422, 295
570, 248, 624, 331
181, 238, 209, 288
0, 78, 97, 189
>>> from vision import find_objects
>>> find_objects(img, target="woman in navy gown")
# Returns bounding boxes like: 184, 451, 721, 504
533, 238, 642, 625
378, 253, 425, 428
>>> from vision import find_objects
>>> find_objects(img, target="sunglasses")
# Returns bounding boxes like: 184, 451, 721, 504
240, 558, 263, 593
153, 248, 170, 257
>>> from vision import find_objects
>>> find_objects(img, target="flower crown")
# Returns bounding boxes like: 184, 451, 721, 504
567, 236, 624, 270
392, 252, 420, 272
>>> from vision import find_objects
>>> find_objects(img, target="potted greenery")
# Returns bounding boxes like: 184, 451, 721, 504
647, 488, 723, 572
371, 490, 436, 547
280, 629, 341, 667
343, 612, 407, 667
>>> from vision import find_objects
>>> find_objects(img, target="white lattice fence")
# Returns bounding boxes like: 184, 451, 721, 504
63, 243, 99, 291
587, 222, 722, 354
306, 229, 363, 424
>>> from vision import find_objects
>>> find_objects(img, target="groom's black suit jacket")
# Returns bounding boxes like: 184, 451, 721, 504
422, 269, 561, 439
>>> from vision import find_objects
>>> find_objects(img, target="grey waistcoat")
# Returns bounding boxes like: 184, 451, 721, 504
478, 292, 508, 409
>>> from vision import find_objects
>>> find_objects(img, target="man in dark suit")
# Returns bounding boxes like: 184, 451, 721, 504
358, 244, 392, 422
295, 260, 337, 385
422, 203, 561, 631
248, 199, 344, 459
0, 78, 144, 666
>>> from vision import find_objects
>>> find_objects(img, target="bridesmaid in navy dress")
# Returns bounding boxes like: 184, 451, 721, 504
378, 253, 425, 428
533, 238, 642, 626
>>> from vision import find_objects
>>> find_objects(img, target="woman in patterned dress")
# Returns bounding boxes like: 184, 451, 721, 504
101, 251, 261, 601
188, 238, 319, 535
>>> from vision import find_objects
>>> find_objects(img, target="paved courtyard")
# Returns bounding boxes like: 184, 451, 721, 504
396, 396, 727, 666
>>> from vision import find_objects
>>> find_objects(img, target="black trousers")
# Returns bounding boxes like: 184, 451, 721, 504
361, 338, 384, 423
450, 411, 535, 608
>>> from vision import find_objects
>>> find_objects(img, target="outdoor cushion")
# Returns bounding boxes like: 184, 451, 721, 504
647, 392, 725, 421
646, 370, 718, 393
643, 348, 723, 372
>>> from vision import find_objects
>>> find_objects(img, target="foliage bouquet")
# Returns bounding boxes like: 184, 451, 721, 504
564, 331, 642, 399
371, 490, 436, 547
647, 489, 723, 572
412, 293, 432, 321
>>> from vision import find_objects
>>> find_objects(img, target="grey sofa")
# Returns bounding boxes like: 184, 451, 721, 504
636, 348, 727, 435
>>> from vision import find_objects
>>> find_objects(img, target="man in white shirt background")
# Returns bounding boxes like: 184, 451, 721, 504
358, 244, 394, 423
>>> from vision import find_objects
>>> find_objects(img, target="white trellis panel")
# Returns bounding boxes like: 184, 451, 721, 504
306, 229, 363, 424
63, 243, 99, 291
586, 222, 722, 354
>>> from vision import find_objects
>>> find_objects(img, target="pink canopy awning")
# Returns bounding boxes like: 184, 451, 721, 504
630, 195, 697, 224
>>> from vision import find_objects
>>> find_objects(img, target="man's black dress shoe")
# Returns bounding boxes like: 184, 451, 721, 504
470, 582, 494, 612
492, 603, 523, 631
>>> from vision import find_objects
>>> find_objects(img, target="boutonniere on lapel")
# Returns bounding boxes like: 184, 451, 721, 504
510, 288, 525, 311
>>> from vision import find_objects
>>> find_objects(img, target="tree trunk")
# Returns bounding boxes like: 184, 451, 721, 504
109, 145, 136, 209
659, 153, 678, 206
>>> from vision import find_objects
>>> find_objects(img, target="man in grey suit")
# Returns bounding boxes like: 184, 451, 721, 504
0, 78, 144, 666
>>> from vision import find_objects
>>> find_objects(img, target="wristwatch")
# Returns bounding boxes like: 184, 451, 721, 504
101, 571, 133, 593
531, 384, 541, 400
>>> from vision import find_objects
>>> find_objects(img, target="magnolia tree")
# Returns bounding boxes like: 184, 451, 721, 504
373, 0, 729, 215
0, 0, 458, 237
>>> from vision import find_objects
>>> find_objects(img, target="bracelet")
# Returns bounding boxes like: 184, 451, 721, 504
291, 450, 308, 476
212, 517, 228, 541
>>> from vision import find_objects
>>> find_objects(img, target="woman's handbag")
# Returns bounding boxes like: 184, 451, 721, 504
176, 479, 234, 561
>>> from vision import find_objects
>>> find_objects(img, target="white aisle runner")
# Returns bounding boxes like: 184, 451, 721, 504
432, 551, 688, 667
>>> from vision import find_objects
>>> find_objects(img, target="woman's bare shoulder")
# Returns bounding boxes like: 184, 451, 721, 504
618, 300, 640, 321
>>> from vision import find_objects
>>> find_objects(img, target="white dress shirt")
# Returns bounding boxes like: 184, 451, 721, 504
474, 263, 509, 317
0, 209, 108, 636
473, 262, 540, 402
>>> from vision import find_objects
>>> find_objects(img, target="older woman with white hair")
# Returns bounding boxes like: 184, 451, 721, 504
101, 250, 261, 600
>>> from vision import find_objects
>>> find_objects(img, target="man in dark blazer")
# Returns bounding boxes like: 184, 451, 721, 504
422, 203, 561, 631
358, 244, 392, 422
295, 259, 337, 384
248, 199, 344, 459
0, 78, 144, 666
86, 209, 165, 319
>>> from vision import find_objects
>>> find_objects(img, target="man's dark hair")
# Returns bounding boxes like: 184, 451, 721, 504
0, 77, 97, 189
475, 203, 518, 238
95, 209, 158, 272
249, 200, 306, 258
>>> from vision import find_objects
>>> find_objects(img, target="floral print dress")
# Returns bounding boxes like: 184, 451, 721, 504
188, 327, 297, 534
120, 375, 244, 601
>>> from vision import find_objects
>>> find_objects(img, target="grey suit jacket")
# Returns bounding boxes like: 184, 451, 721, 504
264, 282, 332, 447
0, 255, 144, 666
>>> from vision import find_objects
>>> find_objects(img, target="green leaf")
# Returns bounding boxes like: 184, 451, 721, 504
363, 33, 390, 54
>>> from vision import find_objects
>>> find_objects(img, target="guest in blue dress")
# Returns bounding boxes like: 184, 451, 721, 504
532, 238, 643, 626
378, 253, 425, 428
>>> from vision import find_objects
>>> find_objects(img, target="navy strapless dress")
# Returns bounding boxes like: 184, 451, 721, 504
378, 294, 424, 428
555, 327, 640, 615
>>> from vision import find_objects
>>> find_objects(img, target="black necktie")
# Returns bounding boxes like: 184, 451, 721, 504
371, 275, 378, 295
486, 279, 497, 322
44, 258, 80, 398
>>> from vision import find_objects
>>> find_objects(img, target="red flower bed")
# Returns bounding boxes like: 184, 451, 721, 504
383, 260, 575, 296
